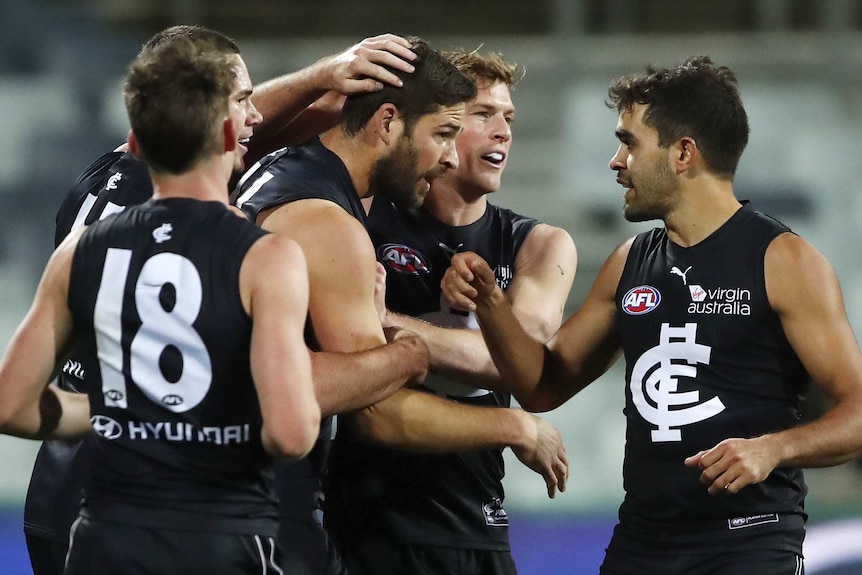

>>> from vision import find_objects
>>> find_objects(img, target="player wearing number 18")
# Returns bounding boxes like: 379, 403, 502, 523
0, 36, 320, 575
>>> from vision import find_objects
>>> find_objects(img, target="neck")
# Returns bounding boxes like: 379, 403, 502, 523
319, 128, 374, 199
423, 183, 489, 226
150, 155, 231, 205
664, 179, 742, 247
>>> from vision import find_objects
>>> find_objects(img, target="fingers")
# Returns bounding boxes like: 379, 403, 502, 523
686, 439, 769, 496
441, 257, 478, 311
337, 36, 417, 93
441, 269, 478, 311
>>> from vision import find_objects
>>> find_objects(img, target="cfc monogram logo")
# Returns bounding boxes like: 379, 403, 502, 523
630, 323, 725, 442
152, 223, 173, 244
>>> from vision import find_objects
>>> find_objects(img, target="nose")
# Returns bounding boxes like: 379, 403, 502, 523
441, 140, 459, 170
247, 99, 263, 127
492, 116, 511, 143
608, 144, 625, 171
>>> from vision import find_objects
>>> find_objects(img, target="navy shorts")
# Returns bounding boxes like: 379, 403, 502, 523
65, 517, 283, 575
340, 536, 518, 575
278, 515, 347, 575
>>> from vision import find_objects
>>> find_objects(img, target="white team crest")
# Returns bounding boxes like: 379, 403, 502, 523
630, 323, 725, 442
106, 171, 123, 191
152, 223, 173, 243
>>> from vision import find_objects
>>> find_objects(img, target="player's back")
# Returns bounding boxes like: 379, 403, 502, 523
67, 197, 276, 535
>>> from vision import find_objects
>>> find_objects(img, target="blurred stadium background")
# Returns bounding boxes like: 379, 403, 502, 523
1, 1, 861, 573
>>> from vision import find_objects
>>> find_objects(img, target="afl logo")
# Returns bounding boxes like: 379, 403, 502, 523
90, 415, 123, 440
378, 243, 430, 275
622, 285, 661, 315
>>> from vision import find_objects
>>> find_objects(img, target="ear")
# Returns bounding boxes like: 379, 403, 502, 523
674, 136, 698, 174
127, 130, 141, 159
371, 103, 400, 146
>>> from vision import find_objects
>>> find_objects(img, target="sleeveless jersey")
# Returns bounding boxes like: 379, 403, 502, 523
614, 203, 808, 552
68, 198, 277, 535
25, 151, 152, 542
325, 198, 538, 550
232, 137, 364, 523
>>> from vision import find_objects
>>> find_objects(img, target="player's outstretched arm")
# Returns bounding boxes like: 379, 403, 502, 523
384, 224, 577, 395
0, 230, 92, 440
443, 240, 628, 412
346, 388, 569, 498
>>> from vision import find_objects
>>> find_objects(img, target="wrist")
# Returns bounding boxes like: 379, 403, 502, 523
477, 285, 506, 311
508, 410, 535, 450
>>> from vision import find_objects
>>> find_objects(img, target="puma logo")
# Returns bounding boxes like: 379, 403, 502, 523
670, 265, 692, 285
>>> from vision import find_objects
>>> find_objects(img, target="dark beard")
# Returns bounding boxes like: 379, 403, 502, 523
369, 137, 423, 210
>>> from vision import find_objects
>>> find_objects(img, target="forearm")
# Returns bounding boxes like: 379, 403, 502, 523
311, 335, 428, 416
765, 395, 862, 468
385, 311, 500, 388
0, 385, 91, 440
474, 287, 548, 400
346, 387, 532, 453
245, 68, 333, 162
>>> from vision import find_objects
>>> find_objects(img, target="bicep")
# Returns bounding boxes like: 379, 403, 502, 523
507, 225, 577, 342
767, 234, 862, 401
263, 201, 385, 352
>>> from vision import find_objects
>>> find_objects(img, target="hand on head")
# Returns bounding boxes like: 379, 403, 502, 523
323, 33, 417, 94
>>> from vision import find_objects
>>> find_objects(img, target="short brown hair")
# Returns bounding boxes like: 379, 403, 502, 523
340, 37, 477, 136
123, 37, 236, 174
444, 49, 523, 90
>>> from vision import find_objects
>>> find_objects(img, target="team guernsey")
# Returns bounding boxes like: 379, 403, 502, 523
67, 198, 275, 534
325, 198, 538, 551
233, 137, 364, 564
612, 203, 808, 554
25, 151, 152, 544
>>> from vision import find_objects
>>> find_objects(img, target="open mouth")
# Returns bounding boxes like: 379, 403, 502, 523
481, 152, 505, 166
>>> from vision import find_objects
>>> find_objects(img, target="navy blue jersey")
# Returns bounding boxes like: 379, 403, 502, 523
68, 198, 276, 535
614, 203, 808, 553
233, 137, 363, 527
25, 151, 152, 543
325, 198, 538, 550
234, 138, 365, 226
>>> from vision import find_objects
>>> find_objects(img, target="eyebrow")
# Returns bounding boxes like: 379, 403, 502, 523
615, 128, 635, 142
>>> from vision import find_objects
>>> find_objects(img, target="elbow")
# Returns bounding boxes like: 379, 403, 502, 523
265, 408, 322, 460
512, 388, 563, 413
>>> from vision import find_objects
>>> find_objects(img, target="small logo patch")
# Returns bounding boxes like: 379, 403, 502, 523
483, 497, 509, 527
378, 243, 430, 275
622, 285, 661, 315
728, 513, 779, 530
91, 415, 123, 440
152, 223, 173, 243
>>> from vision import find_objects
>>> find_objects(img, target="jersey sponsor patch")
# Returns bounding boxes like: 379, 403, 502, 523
483, 497, 509, 527
622, 285, 661, 315
91, 415, 123, 440
378, 243, 431, 275
728, 513, 779, 530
